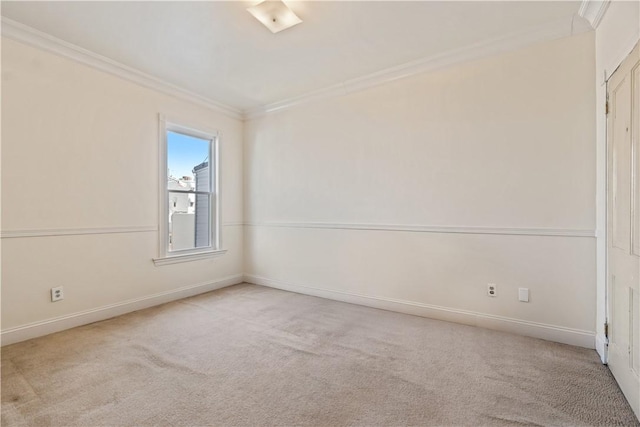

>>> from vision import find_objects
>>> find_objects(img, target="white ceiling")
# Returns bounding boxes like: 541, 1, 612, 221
2, 1, 584, 111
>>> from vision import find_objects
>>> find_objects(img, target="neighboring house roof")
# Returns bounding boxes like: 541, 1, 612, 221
193, 161, 208, 172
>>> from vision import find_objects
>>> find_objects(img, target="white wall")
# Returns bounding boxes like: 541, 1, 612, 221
1, 28, 602, 349
244, 32, 597, 347
1, 38, 244, 343
594, 0, 640, 362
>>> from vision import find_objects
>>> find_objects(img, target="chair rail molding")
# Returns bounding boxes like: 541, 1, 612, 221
0, 225, 158, 239
245, 221, 596, 238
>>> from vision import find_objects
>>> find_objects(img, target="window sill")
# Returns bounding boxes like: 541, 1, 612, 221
153, 249, 227, 266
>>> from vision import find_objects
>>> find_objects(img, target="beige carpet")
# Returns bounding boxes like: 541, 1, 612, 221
2, 283, 638, 426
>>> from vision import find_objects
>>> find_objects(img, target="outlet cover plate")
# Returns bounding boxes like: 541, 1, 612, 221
487, 283, 497, 297
51, 286, 64, 302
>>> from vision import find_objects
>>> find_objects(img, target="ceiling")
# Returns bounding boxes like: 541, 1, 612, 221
2, 1, 584, 112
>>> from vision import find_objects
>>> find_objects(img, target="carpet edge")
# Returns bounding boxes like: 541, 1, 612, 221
1, 274, 244, 346
244, 273, 596, 349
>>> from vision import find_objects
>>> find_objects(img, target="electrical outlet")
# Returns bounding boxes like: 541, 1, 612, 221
518, 288, 529, 302
487, 283, 497, 297
51, 286, 64, 302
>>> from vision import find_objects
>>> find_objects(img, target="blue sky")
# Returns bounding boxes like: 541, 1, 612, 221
167, 131, 209, 179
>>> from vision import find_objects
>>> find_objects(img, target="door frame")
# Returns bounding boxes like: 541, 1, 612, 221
600, 39, 640, 364
603, 40, 640, 419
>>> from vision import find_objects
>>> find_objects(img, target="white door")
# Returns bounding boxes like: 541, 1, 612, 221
607, 41, 640, 419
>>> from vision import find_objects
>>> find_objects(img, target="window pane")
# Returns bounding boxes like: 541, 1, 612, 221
194, 193, 211, 248
167, 131, 210, 192
168, 191, 210, 251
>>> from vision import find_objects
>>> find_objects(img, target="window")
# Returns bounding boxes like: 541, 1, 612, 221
154, 116, 224, 265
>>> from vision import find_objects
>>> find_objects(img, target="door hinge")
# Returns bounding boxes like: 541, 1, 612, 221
605, 100, 609, 115
604, 322, 609, 339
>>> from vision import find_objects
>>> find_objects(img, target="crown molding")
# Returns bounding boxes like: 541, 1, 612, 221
578, 0, 611, 29
245, 15, 593, 119
2, 14, 595, 122
1, 17, 243, 120
603, 28, 640, 83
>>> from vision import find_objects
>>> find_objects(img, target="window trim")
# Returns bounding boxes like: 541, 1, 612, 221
153, 114, 223, 266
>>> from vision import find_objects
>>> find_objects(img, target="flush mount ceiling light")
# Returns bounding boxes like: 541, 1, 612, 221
247, 0, 302, 34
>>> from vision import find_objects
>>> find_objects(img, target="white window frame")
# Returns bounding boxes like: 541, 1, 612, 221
154, 115, 226, 266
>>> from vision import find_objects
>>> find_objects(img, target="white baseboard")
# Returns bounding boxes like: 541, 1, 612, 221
596, 333, 609, 363
244, 274, 596, 349
1, 274, 244, 346
3, 273, 596, 350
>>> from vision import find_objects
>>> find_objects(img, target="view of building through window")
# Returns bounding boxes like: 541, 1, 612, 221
167, 130, 211, 252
